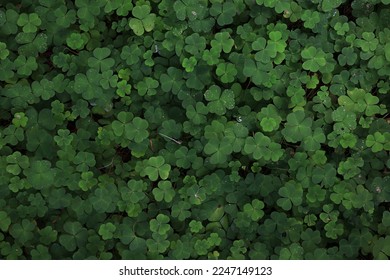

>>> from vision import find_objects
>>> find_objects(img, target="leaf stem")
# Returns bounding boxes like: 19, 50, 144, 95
158, 132, 182, 145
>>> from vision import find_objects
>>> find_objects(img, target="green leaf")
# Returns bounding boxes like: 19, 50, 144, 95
23, 160, 56, 190
150, 214, 171, 235
216, 62, 237, 83
277, 181, 303, 211
144, 156, 171, 181
204, 85, 235, 115
17, 13, 41, 33
88, 47, 115, 72
153, 181, 175, 203
9, 219, 35, 245
243, 199, 265, 221
244, 132, 283, 161
204, 137, 233, 165
0, 211, 11, 231
98, 223, 116, 240
282, 111, 313, 143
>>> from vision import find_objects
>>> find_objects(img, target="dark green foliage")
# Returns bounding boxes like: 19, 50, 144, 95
0, 0, 389, 260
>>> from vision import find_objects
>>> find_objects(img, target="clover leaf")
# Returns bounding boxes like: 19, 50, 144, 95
88, 47, 115, 72
244, 132, 283, 161
0, 42, 9, 60
153, 181, 175, 203
150, 214, 171, 235
17, 13, 41, 33
277, 181, 303, 211
282, 111, 313, 143
184, 33, 206, 56
144, 156, 171, 181
211, 32, 235, 53
366, 132, 390, 152
210, 1, 236, 26
257, 104, 282, 132
0, 211, 11, 231
182, 56, 197, 72
74, 69, 103, 100
126, 117, 149, 143
243, 199, 265, 221
204, 85, 235, 115
14, 55, 38, 76
98, 223, 116, 240
186, 102, 208, 125
23, 160, 56, 190
121, 44, 142, 65
301, 46, 326, 72
160, 67, 185, 94
129, 5, 156, 36
204, 137, 233, 165
9, 219, 36, 246
216, 62, 237, 83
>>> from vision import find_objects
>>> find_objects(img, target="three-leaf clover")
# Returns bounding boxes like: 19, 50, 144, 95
366, 132, 390, 152
244, 132, 283, 161
216, 62, 237, 83
282, 111, 313, 143
88, 48, 115, 72
153, 181, 175, 203
17, 13, 41, 33
301, 46, 326, 72
204, 137, 233, 165
129, 5, 156, 36
204, 85, 235, 115
277, 181, 303, 211
144, 156, 171, 181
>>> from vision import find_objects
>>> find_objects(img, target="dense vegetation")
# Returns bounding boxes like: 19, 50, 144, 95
0, 0, 389, 259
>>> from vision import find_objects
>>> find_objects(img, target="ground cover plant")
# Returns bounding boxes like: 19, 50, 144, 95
0, 0, 389, 260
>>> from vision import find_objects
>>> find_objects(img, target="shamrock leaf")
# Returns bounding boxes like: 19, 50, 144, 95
186, 102, 208, 125
210, 1, 236, 26
6, 151, 29, 176
136, 77, 159, 96
277, 181, 303, 211
14, 55, 38, 76
204, 85, 235, 115
150, 214, 171, 235
0, 211, 11, 231
281, 111, 313, 143
243, 58, 272, 86
66, 32, 88, 50
182, 56, 197, 72
23, 160, 56, 190
184, 33, 206, 56
216, 62, 237, 83
211, 32, 235, 53
144, 156, 171, 181
74, 69, 103, 100
17, 13, 41, 33
129, 5, 156, 36
9, 219, 36, 245
257, 104, 282, 132
366, 132, 390, 152
0, 42, 9, 60
243, 132, 283, 161
243, 199, 265, 221
125, 117, 149, 143
88, 47, 115, 72
153, 181, 175, 203
301, 46, 326, 72
204, 137, 233, 165
12, 112, 28, 128
160, 67, 185, 94
121, 44, 142, 65
98, 223, 116, 240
